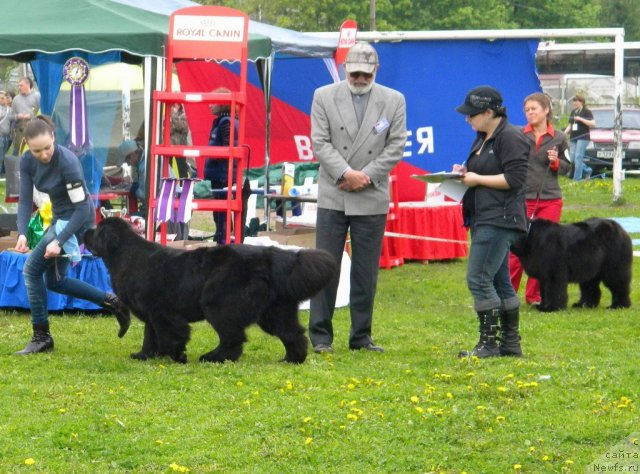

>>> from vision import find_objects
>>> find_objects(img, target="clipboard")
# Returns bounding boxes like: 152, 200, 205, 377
411, 172, 464, 183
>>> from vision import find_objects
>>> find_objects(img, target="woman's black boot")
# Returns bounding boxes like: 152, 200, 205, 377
458, 308, 501, 358
15, 323, 54, 355
499, 308, 523, 356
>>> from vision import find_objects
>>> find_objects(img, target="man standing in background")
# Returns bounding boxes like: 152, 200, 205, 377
11, 77, 40, 154
564, 94, 594, 181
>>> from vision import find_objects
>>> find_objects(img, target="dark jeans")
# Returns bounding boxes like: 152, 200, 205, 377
466, 223, 520, 312
23, 228, 106, 325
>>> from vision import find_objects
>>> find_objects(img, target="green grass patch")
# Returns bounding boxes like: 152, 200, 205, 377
0, 177, 639, 473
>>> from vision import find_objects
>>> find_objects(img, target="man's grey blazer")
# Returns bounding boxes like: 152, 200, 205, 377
311, 81, 407, 215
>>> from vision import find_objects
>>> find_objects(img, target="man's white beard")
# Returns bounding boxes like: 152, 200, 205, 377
347, 80, 374, 95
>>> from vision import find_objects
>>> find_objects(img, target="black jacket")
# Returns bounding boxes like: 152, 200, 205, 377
462, 117, 529, 232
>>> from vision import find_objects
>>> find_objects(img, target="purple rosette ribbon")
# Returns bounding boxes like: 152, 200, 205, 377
63, 57, 90, 147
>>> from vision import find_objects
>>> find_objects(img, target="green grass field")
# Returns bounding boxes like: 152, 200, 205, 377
0, 176, 638, 473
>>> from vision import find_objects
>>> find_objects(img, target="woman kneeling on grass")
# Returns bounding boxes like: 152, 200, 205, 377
453, 86, 529, 358
13, 115, 130, 355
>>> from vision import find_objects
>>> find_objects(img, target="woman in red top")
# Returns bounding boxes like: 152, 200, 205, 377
509, 93, 571, 305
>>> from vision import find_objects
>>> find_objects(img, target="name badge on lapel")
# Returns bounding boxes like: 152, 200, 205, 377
374, 117, 390, 135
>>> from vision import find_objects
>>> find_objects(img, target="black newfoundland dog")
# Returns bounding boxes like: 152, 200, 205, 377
510, 217, 632, 312
84, 218, 337, 364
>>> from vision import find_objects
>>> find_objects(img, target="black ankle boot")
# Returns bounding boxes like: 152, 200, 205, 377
103, 293, 131, 338
499, 308, 523, 357
15, 323, 54, 355
458, 308, 501, 358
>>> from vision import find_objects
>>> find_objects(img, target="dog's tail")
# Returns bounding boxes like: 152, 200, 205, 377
272, 248, 338, 302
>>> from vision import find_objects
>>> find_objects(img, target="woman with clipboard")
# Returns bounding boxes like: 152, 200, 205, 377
453, 86, 529, 359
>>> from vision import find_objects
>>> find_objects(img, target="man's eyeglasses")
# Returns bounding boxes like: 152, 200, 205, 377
349, 71, 373, 80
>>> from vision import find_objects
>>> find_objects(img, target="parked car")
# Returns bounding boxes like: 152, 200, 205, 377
584, 107, 640, 170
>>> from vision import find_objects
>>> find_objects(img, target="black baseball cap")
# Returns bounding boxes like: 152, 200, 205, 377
456, 86, 503, 116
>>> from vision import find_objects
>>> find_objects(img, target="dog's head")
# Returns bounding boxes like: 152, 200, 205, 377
510, 218, 555, 258
84, 217, 140, 258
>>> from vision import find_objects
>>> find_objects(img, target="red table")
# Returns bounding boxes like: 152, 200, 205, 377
388, 201, 468, 261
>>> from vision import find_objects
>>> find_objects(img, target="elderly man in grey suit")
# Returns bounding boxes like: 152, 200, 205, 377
309, 42, 407, 354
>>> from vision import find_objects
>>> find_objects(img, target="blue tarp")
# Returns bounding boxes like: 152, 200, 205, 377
233, 38, 540, 182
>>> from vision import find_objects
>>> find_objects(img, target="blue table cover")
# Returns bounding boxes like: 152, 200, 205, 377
0, 251, 113, 311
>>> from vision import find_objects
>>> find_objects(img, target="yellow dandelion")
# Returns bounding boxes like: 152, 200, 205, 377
528, 446, 536, 453
169, 462, 190, 473
236, 381, 244, 387
70, 433, 78, 440
497, 387, 507, 393
286, 380, 294, 390
347, 383, 356, 390
58, 408, 67, 414
404, 369, 412, 374
542, 455, 550, 462
377, 412, 385, 419
513, 464, 522, 471
476, 405, 487, 411
505, 373, 515, 379
304, 437, 313, 445
565, 459, 574, 465
415, 406, 424, 413
495, 416, 506, 422
155, 439, 164, 445
410, 395, 420, 404
347, 413, 358, 421
24, 458, 36, 466
446, 392, 453, 399
303, 417, 312, 423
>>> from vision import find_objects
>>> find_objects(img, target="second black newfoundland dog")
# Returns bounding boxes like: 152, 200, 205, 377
84, 218, 337, 364
511, 217, 632, 312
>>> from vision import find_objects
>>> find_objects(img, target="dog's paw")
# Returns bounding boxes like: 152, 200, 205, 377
130, 351, 156, 360
572, 301, 597, 309
536, 304, 559, 313
171, 352, 188, 364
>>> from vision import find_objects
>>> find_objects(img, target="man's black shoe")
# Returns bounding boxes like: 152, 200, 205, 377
349, 342, 384, 352
313, 343, 334, 354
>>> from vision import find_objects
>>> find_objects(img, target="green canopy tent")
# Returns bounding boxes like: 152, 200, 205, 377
0, 0, 273, 196
0, 0, 272, 61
